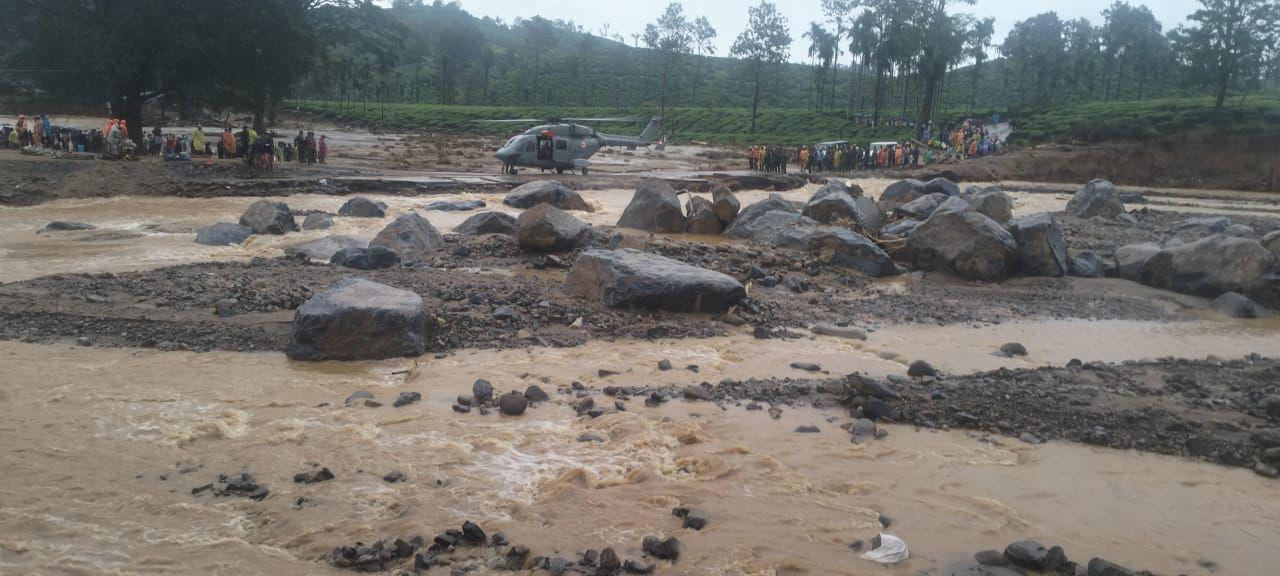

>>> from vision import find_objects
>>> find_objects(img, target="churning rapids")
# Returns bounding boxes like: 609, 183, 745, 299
2, 177, 1280, 576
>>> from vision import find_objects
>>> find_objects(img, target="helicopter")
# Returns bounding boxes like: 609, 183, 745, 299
486, 116, 661, 175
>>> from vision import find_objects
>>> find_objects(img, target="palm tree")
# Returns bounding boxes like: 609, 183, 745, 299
804, 23, 836, 110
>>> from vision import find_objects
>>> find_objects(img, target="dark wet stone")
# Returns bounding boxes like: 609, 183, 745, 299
794, 425, 821, 433
683, 385, 713, 401
907, 360, 937, 378
1087, 558, 1138, 576
239, 200, 298, 235
288, 278, 427, 361
382, 470, 405, 483
456, 211, 517, 236
423, 199, 486, 212
1000, 342, 1028, 357
862, 399, 892, 421
39, 221, 96, 233
369, 212, 444, 264
460, 520, 486, 544
658, 359, 672, 371
293, 467, 334, 484
329, 246, 400, 270
504, 180, 592, 211
524, 385, 551, 402
499, 393, 529, 416
642, 535, 680, 561
976, 549, 1009, 566
345, 390, 375, 406
195, 222, 253, 246
452, 403, 471, 414
338, 197, 386, 218
1004, 540, 1048, 570
393, 391, 421, 407
472, 379, 494, 404
567, 248, 745, 313
790, 362, 822, 372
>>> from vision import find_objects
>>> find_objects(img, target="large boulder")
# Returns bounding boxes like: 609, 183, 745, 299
924, 177, 961, 197
895, 193, 948, 220
330, 246, 400, 270
616, 179, 686, 233
1139, 235, 1279, 303
813, 179, 863, 199
909, 210, 1018, 281
1211, 292, 1270, 319
338, 197, 386, 218
284, 235, 368, 261
685, 196, 723, 235
516, 204, 591, 252
934, 195, 970, 215
288, 278, 427, 361
1260, 230, 1280, 256
803, 188, 866, 226
455, 212, 517, 236
711, 185, 740, 224
727, 210, 817, 245
855, 196, 884, 231
302, 213, 333, 230
370, 212, 444, 264
239, 200, 298, 235
1009, 213, 1068, 277
566, 248, 744, 312
195, 222, 253, 246
725, 194, 802, 239
1070, 250, 1105, 278
880, 179, 927, 206
503, 180, 592, 211
422, 199, 485, 212
969, 191, 1014, 224
776, 226, 898, 277
1114, 242, 1161, 281
1066, 179, 1125, 219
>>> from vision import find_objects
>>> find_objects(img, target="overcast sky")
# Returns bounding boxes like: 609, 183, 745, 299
442, 0, 1200, 61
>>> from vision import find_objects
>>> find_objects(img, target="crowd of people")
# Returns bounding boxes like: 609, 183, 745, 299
745, 116, 1006, 174
2, 115, 330, 170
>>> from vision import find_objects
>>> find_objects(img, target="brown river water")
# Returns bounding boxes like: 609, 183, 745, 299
4, 179, 1280, 574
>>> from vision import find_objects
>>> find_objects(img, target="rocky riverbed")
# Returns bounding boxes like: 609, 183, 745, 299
3, 143, 1280, 575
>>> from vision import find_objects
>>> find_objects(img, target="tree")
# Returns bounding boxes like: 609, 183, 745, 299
804, 23, 837, 110
522, 17, 554, 104
731, 1, 792, 133
643, 3, 694, 116
966, 17, 995, 111
691, 16, 718, 106
913, 0, 973, 139
1172, 0, 1280, 111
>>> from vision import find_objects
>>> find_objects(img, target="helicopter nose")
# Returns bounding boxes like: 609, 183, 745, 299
495, 148, 516, 162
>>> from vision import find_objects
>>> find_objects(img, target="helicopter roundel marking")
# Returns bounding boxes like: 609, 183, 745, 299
579, 140, 587, 150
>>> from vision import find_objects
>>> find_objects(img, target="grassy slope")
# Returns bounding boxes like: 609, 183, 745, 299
290, 96, 1280, 147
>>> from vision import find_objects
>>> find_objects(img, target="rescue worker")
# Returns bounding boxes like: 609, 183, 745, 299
192, 126, 205, 155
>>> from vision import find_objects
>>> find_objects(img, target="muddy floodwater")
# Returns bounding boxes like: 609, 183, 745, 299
5, 146, 1280, 576
3, 340, 1279, 576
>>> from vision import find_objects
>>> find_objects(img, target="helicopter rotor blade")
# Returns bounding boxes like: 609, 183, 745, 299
475, 118, 547, 124
560, 117, 641, 123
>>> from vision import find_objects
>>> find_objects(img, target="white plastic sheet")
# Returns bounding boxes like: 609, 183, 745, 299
860, 533, 909, 564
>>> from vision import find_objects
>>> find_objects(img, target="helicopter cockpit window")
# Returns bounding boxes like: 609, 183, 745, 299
524, 140, 535, 152
556, 140, 567, 150
505, 137, 520, 147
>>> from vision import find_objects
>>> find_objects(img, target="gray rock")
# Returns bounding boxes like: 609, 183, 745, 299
813, 179, 862, 199
38, 221, 95, 233
422, 199, 485, 212
616, 178, 686, 233
1139, 235, 1279, 304
711, 185, 741, 224
775, 226, 898, 277
1087, 558, 1138, 576
370, 212, 444, 264
909, 210, 1018, 281
882, 219, 921, 238
516, 204, 591, 252
566, 248, 745, 312
330, 246, 400, 270
472, 379, 494, 404
284, 234, 367, 261
725, 194, 801, 239
803, 188, 866, 226
1211, 292, 1270, 318
338, 197, 386, 218
880, 179, 927, 205
1009, 212, 1068, 277
846, 373, 898, 399
895, 193, 949, 220
854, 196, 885, 230
239, 200, 298, 235
685, 196, 723, 235
288, 278, 427, 361
907, 360, 936, 377
975, 550, 1009, 566
498, 393, 528, 416
1225, 223, 1257, 238
1004, 540, 1048, 571
1114, 242, 1162, 281
969, 191, 1014, 224
1000, 342, 1028, 356
524, 385, 550, 402
301, 213, 333, 230
195, 222, 253, 246
455, 211, 517, 236
1174, 216, 1231, 233
1263, 231, 1280, 256
1066, 179, 1125, 219
1117, 191, 1148, 204
924, 177, 961, 197
726, 209, 817, 245
503, 180, 592, 211
1070, 250, 1105, 278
